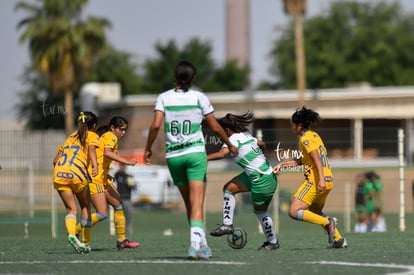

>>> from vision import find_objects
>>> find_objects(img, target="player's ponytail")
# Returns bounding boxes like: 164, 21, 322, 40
218, 111, 255, 133
174, 60, 197, 91
76, 111, 98, 147
291, 106, 321, 128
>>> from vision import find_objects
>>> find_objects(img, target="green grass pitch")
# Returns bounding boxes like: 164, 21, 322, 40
1, 209, 414, 275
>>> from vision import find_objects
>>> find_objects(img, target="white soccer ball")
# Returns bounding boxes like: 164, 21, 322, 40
226, 227, 247, 249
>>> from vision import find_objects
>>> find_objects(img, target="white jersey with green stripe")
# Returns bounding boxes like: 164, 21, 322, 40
223, 132, 273, 180
155, 88, 214, 158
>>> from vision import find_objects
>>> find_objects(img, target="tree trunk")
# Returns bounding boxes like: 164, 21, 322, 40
64, 88, 74, 135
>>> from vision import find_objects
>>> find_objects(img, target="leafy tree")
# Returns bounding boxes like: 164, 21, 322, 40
15, 0, 111, 133
207, 60, 250, 91
142, 38, 249, 93
83, 47, 144, 95
270, 1, 414, 89
17, 67, 66, 129
17, 46, 145, 129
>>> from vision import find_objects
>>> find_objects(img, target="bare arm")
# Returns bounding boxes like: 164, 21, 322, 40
258, 140, 265, 152
104, 148, 137, 166
207, 147, 231, 161
52, 144, 63, 166
144, 110, 164, 165
52, 152, 61, 167
88, 145, 98, 177
273, 159, 301, 174
309, 149, 326, 191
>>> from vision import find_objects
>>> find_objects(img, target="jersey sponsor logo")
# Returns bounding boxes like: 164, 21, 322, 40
324, 176, 333, 182
56, 171, 74, 179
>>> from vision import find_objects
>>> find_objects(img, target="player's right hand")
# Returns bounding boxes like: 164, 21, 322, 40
143, 150, 152, 165
91, 166, 98, 177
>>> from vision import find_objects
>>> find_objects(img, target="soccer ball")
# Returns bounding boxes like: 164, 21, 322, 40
226, 227, 247, 249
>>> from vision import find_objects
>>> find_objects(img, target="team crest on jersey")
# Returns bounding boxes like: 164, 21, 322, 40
324, 176, 333, 182
303, 140, 310, 147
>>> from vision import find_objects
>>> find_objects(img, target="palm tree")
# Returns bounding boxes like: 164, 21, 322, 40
15, 0, 111, 133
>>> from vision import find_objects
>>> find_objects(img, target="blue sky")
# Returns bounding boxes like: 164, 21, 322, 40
1, 0, 413, 120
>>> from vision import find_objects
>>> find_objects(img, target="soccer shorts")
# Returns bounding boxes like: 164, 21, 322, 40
294, 174, 333, 206
54, 181, 88, 194
89, 181, 110, 196
167, 152, 207, 186
237, 172, 278, 206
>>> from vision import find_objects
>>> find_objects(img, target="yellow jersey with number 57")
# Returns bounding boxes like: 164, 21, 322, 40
53, 131, 100, 184
299, 129, 333, 183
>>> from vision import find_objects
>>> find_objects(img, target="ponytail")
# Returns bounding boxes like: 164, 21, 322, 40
291, 106, 321, 128
76, 111, 98, 147
218, 111, 254, 133
174, 60, 197, 91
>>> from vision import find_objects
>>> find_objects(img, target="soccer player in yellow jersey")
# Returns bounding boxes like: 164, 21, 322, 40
53, 111, 99, 254
273, 106, 347, 248
79, 116, 139, 250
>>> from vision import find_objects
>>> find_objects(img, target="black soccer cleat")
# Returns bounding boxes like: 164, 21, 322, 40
210, 224, 234, 237
327, 238, 348, 249
258, 240, 280, 250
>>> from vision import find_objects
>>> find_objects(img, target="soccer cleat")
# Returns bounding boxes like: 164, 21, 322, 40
82, 243, 92, 253
116, 239, 140, 250
257, 240, 280, 250
188, 246, 210, 260
200, 245, 212, 258
325, 217, 336, 244
210, 224, 234, 237
328, 238, 348, 249
68, 234, 85, 254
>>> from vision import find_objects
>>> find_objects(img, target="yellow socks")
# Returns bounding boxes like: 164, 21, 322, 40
114, 209, 126, 241
65, 214, 77, 236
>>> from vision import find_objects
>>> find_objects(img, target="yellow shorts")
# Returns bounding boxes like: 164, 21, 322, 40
89, 181, 112, 196
54, 181, 88, 194
294, 175, 333, 206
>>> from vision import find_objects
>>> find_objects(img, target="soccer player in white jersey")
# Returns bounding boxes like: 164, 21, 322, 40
208, 111, 280, 250
144, 60, 238, 260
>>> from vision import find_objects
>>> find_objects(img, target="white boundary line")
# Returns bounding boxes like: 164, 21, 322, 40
310, 261, 414, 275
0, 259, 247, 265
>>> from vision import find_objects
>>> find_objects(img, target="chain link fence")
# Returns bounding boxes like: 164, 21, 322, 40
0, 128, 411, 236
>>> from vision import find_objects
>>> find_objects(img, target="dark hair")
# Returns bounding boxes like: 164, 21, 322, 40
291, 106, 321, 128
109, 116, 128, 128
96, 125, 109, 136
174, 60, 197, 91
365, 171, 380, 181
76, 111, 98, 147
218, 111, 254, 133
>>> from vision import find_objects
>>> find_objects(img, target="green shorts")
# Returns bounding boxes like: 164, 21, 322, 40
237, 172, 278, 206
365, 199, 376, 214
166, 152, 207, 186
355, 204, 365, 215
